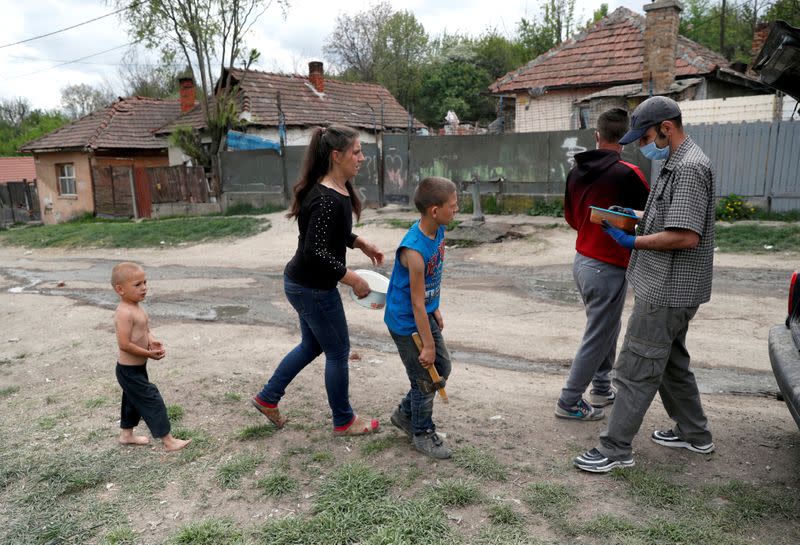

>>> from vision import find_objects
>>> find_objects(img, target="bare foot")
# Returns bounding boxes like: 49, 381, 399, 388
162, 434, 192, 452
119, 431, 150, 446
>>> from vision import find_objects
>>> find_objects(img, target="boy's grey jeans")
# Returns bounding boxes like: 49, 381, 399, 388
390, 313, 452, 435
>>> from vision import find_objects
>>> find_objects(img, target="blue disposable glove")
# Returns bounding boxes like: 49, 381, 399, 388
608, 205, 636, 217
602, 220, 636, 249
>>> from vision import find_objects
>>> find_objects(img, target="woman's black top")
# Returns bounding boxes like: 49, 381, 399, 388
285, 184, 358, 290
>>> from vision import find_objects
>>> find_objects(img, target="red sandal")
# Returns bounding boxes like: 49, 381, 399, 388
333, 415, 380, 436
250, 397, 287, 429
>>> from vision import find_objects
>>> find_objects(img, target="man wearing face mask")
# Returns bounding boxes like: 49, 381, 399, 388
574, 96, 716, 473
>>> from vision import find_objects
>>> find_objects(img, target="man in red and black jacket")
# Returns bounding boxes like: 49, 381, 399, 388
555, 108, 650, 421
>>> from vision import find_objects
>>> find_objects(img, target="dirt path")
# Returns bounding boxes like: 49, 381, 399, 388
1, 210, 798, 544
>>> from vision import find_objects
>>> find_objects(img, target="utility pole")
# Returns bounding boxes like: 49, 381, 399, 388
277, 91, 290, 206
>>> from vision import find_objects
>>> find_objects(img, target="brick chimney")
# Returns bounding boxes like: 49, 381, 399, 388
750, 22, 772, 68
308, 61, 324, 93
642, 0, 683, 94
178, 76, 196, 113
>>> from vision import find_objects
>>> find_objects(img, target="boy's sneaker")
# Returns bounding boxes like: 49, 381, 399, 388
651, 429, 715, 454
589, 387, 617, 408
390, 406, 413, 437
413, 430, 452, 459
573, 448, 635, 473
555, 399, 604, 421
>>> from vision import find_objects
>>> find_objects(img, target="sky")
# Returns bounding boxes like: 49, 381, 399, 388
0, 0, 644, 111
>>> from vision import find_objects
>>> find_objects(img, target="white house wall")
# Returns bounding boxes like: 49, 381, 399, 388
680, 94, 794, 124
515, 89, 596, 132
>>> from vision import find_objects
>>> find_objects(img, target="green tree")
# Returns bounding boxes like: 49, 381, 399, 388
113, 0, 288, 195
374, 10, 428, 108
323, 1, 393, 82
117, 51, 182, 99
0, 99, 68, 156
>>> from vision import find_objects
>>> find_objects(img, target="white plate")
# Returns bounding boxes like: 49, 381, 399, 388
351, 269, 390, 310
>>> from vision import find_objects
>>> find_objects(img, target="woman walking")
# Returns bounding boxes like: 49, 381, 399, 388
252, 124, 384, 435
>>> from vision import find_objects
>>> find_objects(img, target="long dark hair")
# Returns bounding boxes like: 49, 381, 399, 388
288, 124, 362, 220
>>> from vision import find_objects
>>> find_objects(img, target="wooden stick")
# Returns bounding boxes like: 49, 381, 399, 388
411, 332, 449, 403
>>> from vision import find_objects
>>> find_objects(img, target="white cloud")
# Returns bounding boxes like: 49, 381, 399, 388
0, 0, 645, 110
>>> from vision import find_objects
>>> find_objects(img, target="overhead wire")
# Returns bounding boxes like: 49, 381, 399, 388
6, 42, 140, 79
0, 2, 140, 50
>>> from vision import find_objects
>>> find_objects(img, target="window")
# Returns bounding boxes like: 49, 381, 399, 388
57, 164, 76, 195
579, 107, 590, 130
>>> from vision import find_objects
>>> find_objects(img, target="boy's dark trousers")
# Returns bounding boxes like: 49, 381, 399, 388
115, 363, 171, 438
390, 314, 452, 435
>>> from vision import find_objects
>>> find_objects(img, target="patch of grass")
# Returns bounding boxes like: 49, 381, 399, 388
446, 219, 461, 230
256, 473, 297, 497
474, 526, 544, 545
216, 453, 263, 489
222, 391, 242, 403
488, 503, 523, 526
310, 451, 334, 464
751, 208, 800, 221
523, 482, 577, 519
613, 468, 687, 508
223, 202, 285, 216
0, 216, 267, 248
0, 385, 20, 398
235, 423, 276, 440
708, 480, 798, 530
84, 396, 108, 409
429, 478, 482, 507
360, 436, 394, 456
172, 427, 214, 462
101, 526, 138, 545
577, 514, 638, 538
385, 218, 415, 229
452, 446, 508, 481
167, 404, 185, 423
37, 415, 58, 430
167, 518, 245, 545
314, 462, 394, 513
528, 199, 564, 217
715, 224, 800, 253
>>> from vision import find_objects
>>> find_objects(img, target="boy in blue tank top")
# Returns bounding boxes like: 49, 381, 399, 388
384, 177, 458, 459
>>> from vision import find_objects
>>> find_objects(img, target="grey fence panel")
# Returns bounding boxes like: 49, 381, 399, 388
382, 134, 410, 204
769, 122, 800, 211
353, 143, 380, 205
221, 149, 284, 194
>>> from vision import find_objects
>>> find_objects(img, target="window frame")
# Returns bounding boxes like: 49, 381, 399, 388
56, 163, 77, 196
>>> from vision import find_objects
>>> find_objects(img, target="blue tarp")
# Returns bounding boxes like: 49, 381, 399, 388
226, 130, 281, 153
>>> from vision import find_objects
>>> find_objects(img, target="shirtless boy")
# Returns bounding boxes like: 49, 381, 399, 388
112, 262, 190, 452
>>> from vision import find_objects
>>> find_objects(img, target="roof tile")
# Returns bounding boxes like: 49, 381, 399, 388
490, 7, 731, 93
0, 157, 36, 183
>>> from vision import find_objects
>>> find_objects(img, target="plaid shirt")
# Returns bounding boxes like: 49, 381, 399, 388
627, 136, 715, 307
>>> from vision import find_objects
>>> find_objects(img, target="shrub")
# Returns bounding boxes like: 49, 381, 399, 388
716, 194, 755, 221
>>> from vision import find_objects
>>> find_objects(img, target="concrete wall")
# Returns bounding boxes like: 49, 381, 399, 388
33, 151, 94, 225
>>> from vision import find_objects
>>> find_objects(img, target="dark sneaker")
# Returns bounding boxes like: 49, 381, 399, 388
555, 399, 604, 421
589, 387, 617, 408
573, 448, 634, 473
390, 406, 413, 437
412, 430, 452, 459
651, 429, 715, 454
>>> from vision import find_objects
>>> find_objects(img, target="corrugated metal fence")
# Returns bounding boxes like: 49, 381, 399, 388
687, 121, 800, 212
219, 120, 800, 212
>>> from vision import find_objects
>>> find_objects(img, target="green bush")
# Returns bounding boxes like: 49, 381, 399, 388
529, 199, 564, 217
716, 194, 755, 221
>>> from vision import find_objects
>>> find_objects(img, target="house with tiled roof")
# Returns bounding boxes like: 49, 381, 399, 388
0, 157, 36, 184
20, 97, 183, 224
158, 62, 424, 163
490, 1, 770, 133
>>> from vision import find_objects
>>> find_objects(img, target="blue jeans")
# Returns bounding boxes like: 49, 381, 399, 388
390, 314, 452, 434
257, 275, 354, 427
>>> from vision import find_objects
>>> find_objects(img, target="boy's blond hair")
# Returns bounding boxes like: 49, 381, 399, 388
413, 177, 457, 214
111, 262, 143, 288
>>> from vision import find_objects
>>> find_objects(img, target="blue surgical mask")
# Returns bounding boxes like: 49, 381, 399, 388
639, 140, 669, 161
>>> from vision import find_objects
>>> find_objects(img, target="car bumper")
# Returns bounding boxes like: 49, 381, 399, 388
769, 325, 800, 430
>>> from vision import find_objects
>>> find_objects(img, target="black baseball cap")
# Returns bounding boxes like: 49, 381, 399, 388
618, 96, 682, 145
